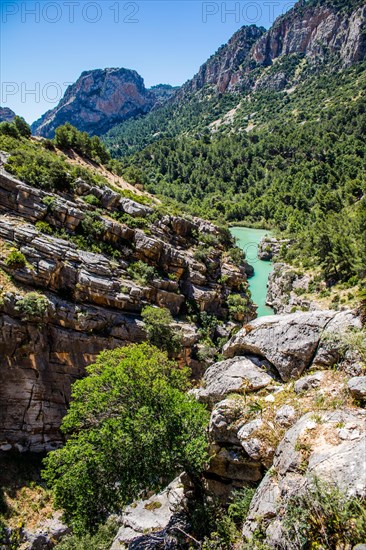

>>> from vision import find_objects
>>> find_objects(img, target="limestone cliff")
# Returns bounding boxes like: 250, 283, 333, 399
178, 0, 366, 97
0, 157, 253, 453
31, 68, 156, 138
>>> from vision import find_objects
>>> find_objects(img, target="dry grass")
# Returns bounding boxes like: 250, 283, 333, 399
225, 370, 356, 451
0, 454, 57, 532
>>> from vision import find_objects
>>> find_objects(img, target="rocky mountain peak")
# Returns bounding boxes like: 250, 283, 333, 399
179, 25, 266, 96
31, 67, 156, 138
0, 107, 16, 123
250, 0, 366, 69
177, 1, 366, 98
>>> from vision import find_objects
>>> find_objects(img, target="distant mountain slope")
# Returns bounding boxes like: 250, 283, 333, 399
103, 0, 366, 157
32, 68, 159, 138
0, 107, 16, 123
107, 0, 366, 286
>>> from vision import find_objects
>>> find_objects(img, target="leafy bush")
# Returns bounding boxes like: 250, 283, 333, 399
54, 123, 110, 164
13, 116, 31, 138
228, 247, 246, 267
193, 245, 214, 264
82, 194, 101, 207
16, 292, 49, 319
190, 487, 256, 549
282, 477, 366, 549
5, 248, 26, 269
35, 221, 54, 235
42, 343, 209, 534
127, 261, 157, 285
141, 306, 182, 354
55, 518, 118, 550
79, 212, 105, 240
227, 294, 253, 321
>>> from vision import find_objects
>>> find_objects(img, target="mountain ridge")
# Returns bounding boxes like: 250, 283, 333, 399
31, 67, 161, 138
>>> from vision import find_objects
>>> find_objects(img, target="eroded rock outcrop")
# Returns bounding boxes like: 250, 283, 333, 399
243, 409, 366, 546
111, 477, 185, 549
178, 1, 366, 97
32, 68, 156, 138
223, 310, 361, 381
0, 165, 252, 452
198, 307, 364, 505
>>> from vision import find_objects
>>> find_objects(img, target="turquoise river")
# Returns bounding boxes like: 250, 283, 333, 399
230, 227, 274, 318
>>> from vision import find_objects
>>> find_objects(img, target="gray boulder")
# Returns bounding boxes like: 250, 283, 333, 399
348, 376, 366, 400
223, 310, 359, 382
275, 405, 297, 427
294, 371, 325, 393
191, 356, 274, 405
243, 409, 366, 545
110, 477, 184, 549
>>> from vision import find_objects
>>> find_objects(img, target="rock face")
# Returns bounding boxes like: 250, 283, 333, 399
0, 107, 16, 123
179, 1, 366, 97
31, 68, 156, 138
257, 237, 289, 261
223, 310, 361, 381
0, 163, 252, 452
251, 2, 366, 69
111, 477, 185, 549
243, 409, 366, 545
192, 356, 275, 405
199, 307, 364, 503
178, 25, 265, 96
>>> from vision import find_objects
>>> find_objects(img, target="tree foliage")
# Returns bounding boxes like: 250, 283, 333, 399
54, 123, 111, 164
42, 343, 209, 534
141, 306, 182, 354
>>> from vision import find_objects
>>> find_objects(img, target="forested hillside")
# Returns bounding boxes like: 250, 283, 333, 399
105, 61, 366, 285
101, 0, 366, 288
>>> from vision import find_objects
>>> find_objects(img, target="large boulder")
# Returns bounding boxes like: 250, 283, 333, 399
110, 477, 185, 549
243, 409, 366, 545
348, 376, 366, 400
223, 311, 360, 382
191, 356, 275, 405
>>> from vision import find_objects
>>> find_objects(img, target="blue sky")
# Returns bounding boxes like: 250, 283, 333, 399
1, 1, 295, 123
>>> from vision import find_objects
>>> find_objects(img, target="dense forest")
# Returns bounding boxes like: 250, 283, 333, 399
104, 61, 366, 285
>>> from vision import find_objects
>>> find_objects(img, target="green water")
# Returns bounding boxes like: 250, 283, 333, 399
231, 227, 274, 318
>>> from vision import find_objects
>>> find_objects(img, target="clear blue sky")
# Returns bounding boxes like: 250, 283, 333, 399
1, 1, 295, 124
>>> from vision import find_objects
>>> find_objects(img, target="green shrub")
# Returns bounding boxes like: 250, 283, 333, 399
35, 221, 53, 235
141, 306, 182, 354
42, 195, 57, 211
5, 248, 26, 269
282, 477, 366, 549
227, 294, 252, 321
15, 292, 49, 319
127, 261, 157, 285
228, 247, 246, 267
42, 343, 208, 534
192, 487, 256, 550
193, 245, 214, 264
13, 116, 31, 138
0, 122, 19, 138
55, 518, 118, 550
82, 194, 101, 207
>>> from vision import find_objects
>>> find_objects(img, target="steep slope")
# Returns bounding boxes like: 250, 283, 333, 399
0, 107, 16, 123
103, 0, 366, 157
0, 126, 254, 453
32, 68, 157, 138
178, 25, 266, 96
